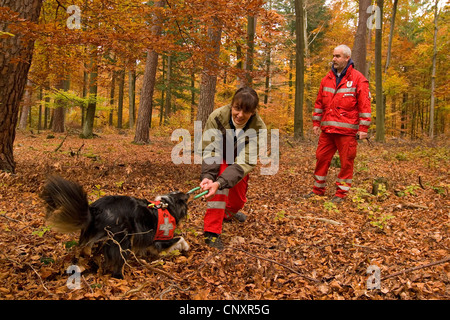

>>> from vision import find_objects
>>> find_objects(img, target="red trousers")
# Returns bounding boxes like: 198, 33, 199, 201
204, 163, 249, 234
313, 132, 357, 198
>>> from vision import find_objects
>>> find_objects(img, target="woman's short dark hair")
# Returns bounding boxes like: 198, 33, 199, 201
231, 87, 259, 113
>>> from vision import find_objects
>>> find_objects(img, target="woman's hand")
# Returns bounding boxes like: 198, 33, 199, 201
200, 178, 220, 200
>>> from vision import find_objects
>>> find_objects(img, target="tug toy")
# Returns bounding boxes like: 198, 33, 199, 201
187, 186, 208, 199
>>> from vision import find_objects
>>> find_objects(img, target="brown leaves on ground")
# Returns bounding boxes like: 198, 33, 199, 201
0, 131, 448, 300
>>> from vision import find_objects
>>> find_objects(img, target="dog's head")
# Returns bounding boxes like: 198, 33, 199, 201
154, 192, 190, 223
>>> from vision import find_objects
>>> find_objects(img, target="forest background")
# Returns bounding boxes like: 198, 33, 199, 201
0, 0, 449, 301
1, 0, 449, 152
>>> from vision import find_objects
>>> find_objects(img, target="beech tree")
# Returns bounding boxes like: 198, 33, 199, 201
0, 0, 43, 173
294, 0, 305, 140
134, 0, 166, 144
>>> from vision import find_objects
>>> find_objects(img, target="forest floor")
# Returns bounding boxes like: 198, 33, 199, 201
0, 129, 448, 300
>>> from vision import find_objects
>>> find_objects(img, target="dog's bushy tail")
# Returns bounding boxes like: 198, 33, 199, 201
41, 176, 90, 233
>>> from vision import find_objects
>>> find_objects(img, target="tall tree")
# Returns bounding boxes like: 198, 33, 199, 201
81, 57, 98, 139
52, 76, 70, 133
134, 0, 165, 144
245, 15, 256, 86
128, 65, 136, 129
117, 67, 125, 129
375, 0, 385, 142
352, 0, 371, 76
18, 80, 33, 130
294, 0, 305, 140
384, 0, 398, 73
429, 0, 439, 139
0, 0, 43, 172
196, 16, 222, 128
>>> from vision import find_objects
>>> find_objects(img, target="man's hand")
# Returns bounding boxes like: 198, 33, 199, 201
357, 131, 368, 140
313, 126, 321, 136
200, 178, 220, 200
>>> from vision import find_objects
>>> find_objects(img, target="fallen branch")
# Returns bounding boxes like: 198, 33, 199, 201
0, 213, 23, 223
227, 246, 319, 283
418, 176, 426, 190
402, 202, 429, 210
381, 256, 450, 281
103, 227, 180, 281
288, 215, 343, 226
27, 263, 52, 296
54, 134, 68, 152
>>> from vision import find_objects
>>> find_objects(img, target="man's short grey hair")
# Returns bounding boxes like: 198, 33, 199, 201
335, 44, 352, 58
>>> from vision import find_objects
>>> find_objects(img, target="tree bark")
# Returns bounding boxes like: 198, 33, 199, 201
128, 66, 136, 129
52, 76, 69, 133
375, 0, 385, 142
245, 15, 256, 87
134, 0, 165, 144
81, 57, 98, 139
19, 79, 33, 130
117, 67, 125, 129
196, 17, 222, 129
0, 0, 43, 172
429, 0, 438, 139
294, 0, 305, 140
384, 0, 398, 73
352, 0, 371, 76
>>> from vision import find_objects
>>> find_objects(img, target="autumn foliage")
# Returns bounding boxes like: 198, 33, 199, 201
0, 0, 449, 302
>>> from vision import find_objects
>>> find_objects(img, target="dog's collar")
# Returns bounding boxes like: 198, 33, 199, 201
149, 201, 176, 241
148, 200, 168, 209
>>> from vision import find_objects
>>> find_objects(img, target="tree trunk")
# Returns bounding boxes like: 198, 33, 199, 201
264, 45, 270, 105
384, 0, 398, 73
294, 0, 305, 140
196, 17, 222, 129
52, 77, 69, 133
81, 58, 98, 139
190, 72, 196, 123
128, 66, 136, 129
0, 0, 43, 173
19, 79, 33, 130
117, 67, 125, 129
352, 0, 371, 76
109, 70, 116, 126
429, 0, 438, 139
375, 0, 385, 142
245, 15, 256, 86
164, 55, 172, 122
134, 0, 165, 144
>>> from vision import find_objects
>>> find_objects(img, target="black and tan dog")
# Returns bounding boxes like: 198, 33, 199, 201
41, 176, 190, 278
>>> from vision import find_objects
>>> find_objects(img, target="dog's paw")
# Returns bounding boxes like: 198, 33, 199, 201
169, 237, 190, 252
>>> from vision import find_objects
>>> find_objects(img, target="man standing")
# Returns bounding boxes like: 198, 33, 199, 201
306, 44, 371, 203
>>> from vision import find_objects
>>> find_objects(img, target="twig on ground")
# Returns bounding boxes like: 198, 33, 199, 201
27, 263, 52, 296
54, 134, 68, 152
287, 215, 343, 226
381, 256, 450, 281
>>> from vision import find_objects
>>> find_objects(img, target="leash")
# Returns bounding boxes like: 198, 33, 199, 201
187, 186, 208, 199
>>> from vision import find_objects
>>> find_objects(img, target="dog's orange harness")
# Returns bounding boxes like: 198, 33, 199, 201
148, 201, 176, 241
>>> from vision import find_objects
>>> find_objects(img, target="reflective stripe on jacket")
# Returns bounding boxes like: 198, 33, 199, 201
312, 64, 371, 136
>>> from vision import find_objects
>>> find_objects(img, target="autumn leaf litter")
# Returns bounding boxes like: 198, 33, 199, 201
0, 131, 448, 300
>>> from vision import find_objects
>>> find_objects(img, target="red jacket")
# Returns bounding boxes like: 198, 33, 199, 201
312, 64, 371, 136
